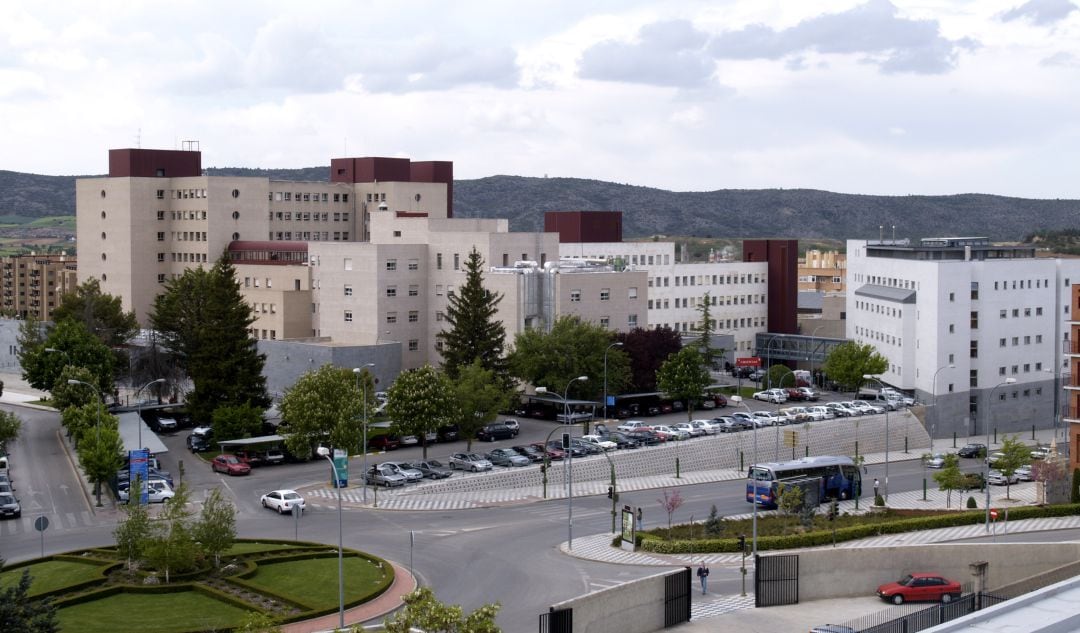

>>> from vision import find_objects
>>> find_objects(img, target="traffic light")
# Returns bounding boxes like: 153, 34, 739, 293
828, 499, 839, 521
562, 433, 571, 450
607, 486, 613, 499
737, 534, 746, 553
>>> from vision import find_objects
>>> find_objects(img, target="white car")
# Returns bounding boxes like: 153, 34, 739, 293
580, 434, 617, 451
449, 453, 493, 472
673, 423, 704, 438
690, 419, 720, 435
752, 411, 780, 427
988, 470, 1019, 485
925, 453, 946, 469
119, 480, 175, 504
1015, 465, 1034, 481
852, 400, 886, 415
650, 425, 688, 441
616, 420, 650, 433
805, 406, 831, 421
260, 489, 306, 514
383, 462, 424, 483
157, 417, 178, 431
825, 402, 852, 417
753, 390, 786, 404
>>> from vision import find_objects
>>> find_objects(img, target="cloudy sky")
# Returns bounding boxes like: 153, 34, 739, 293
2, 0, 1079, 197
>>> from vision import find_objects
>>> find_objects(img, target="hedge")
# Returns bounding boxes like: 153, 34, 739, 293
634, 503, 1080, 554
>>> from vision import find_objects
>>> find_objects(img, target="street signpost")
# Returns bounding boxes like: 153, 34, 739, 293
35, 515, 49, 558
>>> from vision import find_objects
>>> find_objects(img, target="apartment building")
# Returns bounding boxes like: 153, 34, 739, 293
847, 237, 1078, 438
1067, 283, 1080, 472
0, 253, 78, 321
798, 250, 846, 292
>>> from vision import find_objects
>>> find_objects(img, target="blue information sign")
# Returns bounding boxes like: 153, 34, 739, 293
129, 449, 150, 505
333, 448, 348, 488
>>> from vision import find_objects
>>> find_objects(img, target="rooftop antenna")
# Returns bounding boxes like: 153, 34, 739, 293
136, 128, 141, 149
879, 225, 884, 242
892, 225, 896, 242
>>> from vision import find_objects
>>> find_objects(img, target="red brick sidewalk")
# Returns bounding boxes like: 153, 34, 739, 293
282, 560, 415, 633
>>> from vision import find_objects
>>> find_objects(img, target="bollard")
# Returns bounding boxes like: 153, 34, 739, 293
904, 437, 908, 453
952, 432, 957, 448
922, 478, 927, 501
676, 457, 680, 479
739, 451, 744, 471
994, 428, 997, 444
805, 445, 809, 457
1032, 425, 1036, 440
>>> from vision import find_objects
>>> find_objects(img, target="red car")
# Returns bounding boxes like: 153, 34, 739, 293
368, 434, 400, 451
211, 454, 251, 476
530, 442, 564, 461
877, 573, 961, 604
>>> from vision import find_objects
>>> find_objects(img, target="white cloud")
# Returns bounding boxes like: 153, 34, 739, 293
1001, 0, 1078, 26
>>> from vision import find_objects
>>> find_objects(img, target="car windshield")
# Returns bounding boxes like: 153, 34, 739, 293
898, 575, 915, 586
224, 456, 239, 464
0, 494, 14, 504
283, 493, 301, 501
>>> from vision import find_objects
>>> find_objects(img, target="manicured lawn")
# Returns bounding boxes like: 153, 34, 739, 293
0, 559, 108, 597
226, 541, 299, 555
654, 508, 968, 540
244, 555, 389, 610
56, 589, 250, 633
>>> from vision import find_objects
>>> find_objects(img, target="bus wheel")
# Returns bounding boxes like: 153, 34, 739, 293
840, 490, 849, 500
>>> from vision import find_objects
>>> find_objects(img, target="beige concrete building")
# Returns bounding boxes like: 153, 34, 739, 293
798, 249, 846, 292
0, 253, 78, 321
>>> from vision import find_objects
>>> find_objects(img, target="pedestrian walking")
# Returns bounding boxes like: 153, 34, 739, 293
873, 478, 880, 498
697, 563, 709, 595
637, 507, 643, 530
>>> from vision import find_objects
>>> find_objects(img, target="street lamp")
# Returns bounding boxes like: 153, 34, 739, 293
353, 364, 375, 505
537, 375, 588, 550
764, 335, 781, 388
134, 378, 166, 453
603, 342, 623, 420
986, 378, 1016, 531
731, 395, 758, 556
862, 374, 890, 502
67, 379, 106, 507
808, 324, 827, 389
931, 364, 955, 451
316, 445, 345, 630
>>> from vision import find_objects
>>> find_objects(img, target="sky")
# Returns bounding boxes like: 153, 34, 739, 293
2, 0, 1079, 198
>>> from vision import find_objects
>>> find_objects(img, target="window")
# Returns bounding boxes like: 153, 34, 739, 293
999, 367, 1006, 376
437, 254, 443, 270
600, 288, 610, 301
408, 339, 419, 351
628, 314, 638, 327
970, 311, 978, 329
599, 316, 610, 329
970, 282, 978, 300
1036, 307, 1043, 316
1036, 334, 1043, 343
453, 254, 460, 270
344, 258, 353, 271
948, 324, 955, 334
157, 274, 166, 283
1012, 337, 1019, 346
386, 286, 397, 298
409, 285, 419, 297
949, 292, 955, 302
999, 338, 1006, 347
344, 311, 353, 322
157, 232, 165, 242
570, 289, 581, 302
344, 285, 353, 296
1023, 363, 1030, 372
408, 259, 419, 271
386, 312, 397, 324
156, 189, 165, 199
999, 309, 1006, 319
1024, 308, 1031, 317
629, 287, 638, 299
156, 210, 165, 220
1011, 365, 1019, 374
970, 340, 978, 358
408, 311, 418, 323
386, 259, 397, 271
1012, 308, 1019, 317
157, 253, 165, 262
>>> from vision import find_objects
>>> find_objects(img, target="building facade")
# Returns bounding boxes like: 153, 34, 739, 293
0, 254, 78, 321
847, 237, 1077, 438
798, 249, 846, 293
1067, 283, 1080, 472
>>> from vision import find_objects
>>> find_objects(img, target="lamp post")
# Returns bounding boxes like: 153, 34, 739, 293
862, 374, 890, 502
731, 395, 758, 556
986, 378, 1016, 531
67, 379, 106, 507
353, 364, 375, 505
808, 324, 826, 389
316, 446, 345, 630
603, 342, 623, 421
931, 364, 955, 452
538, 375, 588, 550
134, 378, 166, 453
764, 335, 781, 388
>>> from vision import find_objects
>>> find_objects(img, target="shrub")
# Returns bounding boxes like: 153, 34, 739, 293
1072, 468, 1080, 503
874, 494, 885, 506
966, 496, 978, 509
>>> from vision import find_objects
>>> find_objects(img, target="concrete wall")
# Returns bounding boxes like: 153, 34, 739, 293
548, 567, 683, 633
257, 338, 401, 399
793, 542, 1080, 601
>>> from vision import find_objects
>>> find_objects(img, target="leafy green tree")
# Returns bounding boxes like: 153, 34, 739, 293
192, 488, 236, 567
20, 320, 115, 394
656, 347, 711, 422
211, 403, 264, 443
0, 410, 21, 449
52, 278, 139, 350
768, 365, 795, 390
509, 316, 629, 401
77, 422, 124, 507
694, 292, 718, 369
149, 254, 270, 425
114, 482, 152, 568
0, 559, 59, 633
49, 365, 102, 411
452, 360, 511, 451
703, 504, 723, 537
821, 341, 888, 394
142, 484, 199, 583
615, 326, 682, 392
386, 365, 455, 459
280, 365, 363, 459
996, 435, 1031, 500
437, 248, 510, 388
777, 483, 805, 517
932, 453, 966, 508
15, 315, 46, 384
381, 587, 500, 633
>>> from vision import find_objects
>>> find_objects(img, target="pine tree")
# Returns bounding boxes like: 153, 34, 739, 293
695, 291, 717, 369
150, 254, 270, 425
0, 560, 59, 633
437, 248, 510, 387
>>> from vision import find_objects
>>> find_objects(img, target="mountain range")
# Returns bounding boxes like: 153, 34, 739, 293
2, 166, 1078, 242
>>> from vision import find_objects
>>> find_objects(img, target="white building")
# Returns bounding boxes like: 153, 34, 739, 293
846, 237, 1077, 438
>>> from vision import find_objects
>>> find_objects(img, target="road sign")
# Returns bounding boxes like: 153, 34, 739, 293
784, 430, 799, 447
990, 509, 998, 520
736, 357, 762, 368
34, 516, 49, 532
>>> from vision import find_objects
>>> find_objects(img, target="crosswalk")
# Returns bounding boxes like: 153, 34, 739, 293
0, 510, 97, 537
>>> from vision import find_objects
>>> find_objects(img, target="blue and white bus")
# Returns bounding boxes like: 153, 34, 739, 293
746, 455, 860, 509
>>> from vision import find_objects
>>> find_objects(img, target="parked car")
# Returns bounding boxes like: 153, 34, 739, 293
961, 472, 986, 491
233, 449, 264, 468
690, 419, 719, 435
383, 461, 424, 482
119, 480, 175, 504
753, 390, 786, 404
531, 442, 565, 461
785, 388, 808, 402
924, 453, 946, 469
551, 440, 587, 457
211, 454, 252, 476
437, 424, 460, 442
400, 432, 437, 447
752, 411, 780, 427
477, 423, 517, 442
409, 459, 453, 479
825, 402, 853, 417
797, 387, 820, 401
616, 420, 651, 432
486, 448, 531, 467
502, 419, 520, 433
187, 433, 212, 452
0, 492, 20, 518
957, 443, 986, 458
262, 448, 286, 466
988, 452, 1006, 468
625, 429, 661, 445
1030, 445, 1051, 460
511, 445, 546, 463
570, 438, 602, 455
117, 467, 174, 488
364, 464, 406, 487
988, 469, 1019, 485
672, 422, 704, 438
650, 425, 687, 441
851, 400, 885, 415
876, 573, 962, 604
807, 406, 833, 420
449, 452, 493, 472
730, 412, 757, 427
580, 434, 617, 451
711, 417, 740, 433
368, 434, 401, 451
156, 416, 178, 432
260, 489, 306, 514
607, 431, 640, 449
1015, 464, 1034, 481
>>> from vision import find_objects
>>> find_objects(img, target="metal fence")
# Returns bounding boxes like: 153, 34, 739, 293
755, 553, 799, 607
538, 606, 572, 633
664, 567, 691, 628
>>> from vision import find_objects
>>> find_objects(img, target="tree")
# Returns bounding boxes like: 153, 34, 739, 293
149, 254, 270, 425
996, 435, 1031, 500
694, 292, 718, 369
114, 484, 152, 569
15, 316, 46, 386
777, 483, 805, 517
768, 365, 795, 391
49, 365, 102, 411
932, 453, 966, 508
386, 365, 455, 459
656, 346, 710, 422
77, 423, 124, 507
61, 400, 112, 446
821, 341, 888, 394
192, 488, 236, 567
509, 316, 629, 401
20, 320, 115, 394
142, 484, 200, 583
703, 504, 723, 537
437, 248, 511, 388
280, 365, 363, 459
0, 410, 21, 449
0, 559, 59, 633
52, 278, 139, 350
452, 360, 512, 451
211, 403, 264, 443
657, 488, 684, 534
382, 587, 500, 633
616, 326, 682, 392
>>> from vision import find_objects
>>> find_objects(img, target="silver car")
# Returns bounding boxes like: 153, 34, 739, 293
486, 448, 530, 467
383, 461, 424, 483
364, 464, 407, 487
449, 452, 493, 472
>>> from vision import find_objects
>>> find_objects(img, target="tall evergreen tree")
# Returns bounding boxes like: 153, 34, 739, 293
0, 559, 59, 633
150, 254, 270, 425
694, 291, 718, 369
437, 248, 510, 386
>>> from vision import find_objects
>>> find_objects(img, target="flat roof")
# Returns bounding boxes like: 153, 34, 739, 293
117, 412, 169, 455
217, 434, 286, 447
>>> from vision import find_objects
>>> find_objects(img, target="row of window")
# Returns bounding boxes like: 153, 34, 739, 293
159, 210, 208, 221
269, 211, 350, 222
158, 189, 207, 200
159, 252, 209, 264
250, 328, 278, 340
855, 301, 903, 318
271, 231, 350, 241
854, 328, 902, 347
649, 294, 764, 310
648, 274, 764, 288
999, 335, 1043, 346
998, 362, 1043, 375
271, 191, 349, 203
385, 259, 420, 271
